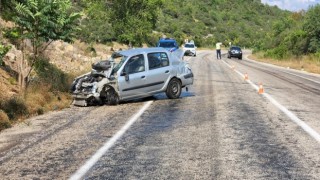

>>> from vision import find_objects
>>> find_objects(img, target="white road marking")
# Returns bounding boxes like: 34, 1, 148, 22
69, 101, 153, 180
222, 60, 320, 143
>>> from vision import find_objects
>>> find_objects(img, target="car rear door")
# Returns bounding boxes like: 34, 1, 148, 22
145, 52, 172, 92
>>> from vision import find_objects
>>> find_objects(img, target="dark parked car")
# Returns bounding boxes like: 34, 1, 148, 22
228, 46, 242, 60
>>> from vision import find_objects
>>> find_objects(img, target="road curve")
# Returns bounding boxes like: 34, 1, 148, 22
0, 50, 319, 179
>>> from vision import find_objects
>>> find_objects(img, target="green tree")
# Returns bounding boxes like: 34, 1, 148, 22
109, 0, 163, 46
0, 0, 24, 19
0, 43, 11, 66
10, 0, 81, 89
303, 4, 320, 53
284, 30, 308, 56
75, 0, 115, 43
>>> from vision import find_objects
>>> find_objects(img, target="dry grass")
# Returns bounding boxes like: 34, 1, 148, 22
250, 52, 320, 74
0, 82, 72, 132
0, 110, 11, 131
0, 68, 20, 99
25, 84, 72, 116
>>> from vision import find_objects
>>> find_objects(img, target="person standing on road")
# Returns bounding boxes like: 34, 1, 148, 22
216, 41, 222, 59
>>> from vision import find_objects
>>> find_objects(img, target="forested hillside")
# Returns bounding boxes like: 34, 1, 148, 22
76, 0, 289, 48
156, 0, 290, 47
76, 0, 320, 59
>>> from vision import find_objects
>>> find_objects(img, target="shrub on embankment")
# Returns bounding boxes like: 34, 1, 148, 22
0, 58, 74, 131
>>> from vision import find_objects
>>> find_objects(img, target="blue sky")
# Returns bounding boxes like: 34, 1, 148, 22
261, 0, 320, 11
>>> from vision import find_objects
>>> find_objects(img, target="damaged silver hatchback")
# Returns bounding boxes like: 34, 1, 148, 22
71, 47, 193, 106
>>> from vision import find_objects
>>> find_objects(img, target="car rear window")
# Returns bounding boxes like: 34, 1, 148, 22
148, 52, 169, 70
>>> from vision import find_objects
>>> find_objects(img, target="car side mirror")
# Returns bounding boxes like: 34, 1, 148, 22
120, 71, 127, 76
121, 71, 130, 81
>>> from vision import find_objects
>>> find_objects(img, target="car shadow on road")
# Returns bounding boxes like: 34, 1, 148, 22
121, 91, 196, 105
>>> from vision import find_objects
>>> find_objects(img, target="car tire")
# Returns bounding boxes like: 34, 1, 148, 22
105, 87, 119, 105
86, 96, 97, 106
239, 56, 242, 60
228, 54, 231, 59
166, 78, 182, 99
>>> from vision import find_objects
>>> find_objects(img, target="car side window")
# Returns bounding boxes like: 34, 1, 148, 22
124, 54, 145, 74
147, 52, 169, 70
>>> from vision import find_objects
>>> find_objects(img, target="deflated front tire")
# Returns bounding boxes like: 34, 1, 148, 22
105, 87, 119, 105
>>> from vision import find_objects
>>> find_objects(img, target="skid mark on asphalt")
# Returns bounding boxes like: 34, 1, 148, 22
234, 61, 320, 96
221, 60, 320, 143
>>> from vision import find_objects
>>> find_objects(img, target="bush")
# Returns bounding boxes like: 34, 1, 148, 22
0, 96, 29, 120
314, 51, 320, 59
37, 108, 44, 115
265, 45, 288, 59
0, 44, 11, 66
0, 110, 11, 131
2, 28, 21, 48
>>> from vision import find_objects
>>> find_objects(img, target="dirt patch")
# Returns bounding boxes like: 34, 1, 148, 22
44, 40, 128, 74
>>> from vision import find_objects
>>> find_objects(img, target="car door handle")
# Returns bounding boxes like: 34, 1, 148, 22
165, 70, 169, 73
141, 75, 145, 79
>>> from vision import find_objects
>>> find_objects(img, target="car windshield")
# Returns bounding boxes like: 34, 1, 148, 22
111, 54, 127, 74
159, 42, 176, 48
185, 44, 195, 48
231, 47, 241, 51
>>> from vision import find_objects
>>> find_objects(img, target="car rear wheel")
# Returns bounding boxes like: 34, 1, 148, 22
166, 78, 182, 99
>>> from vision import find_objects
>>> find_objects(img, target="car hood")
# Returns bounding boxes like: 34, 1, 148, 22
184, 47, 196, 50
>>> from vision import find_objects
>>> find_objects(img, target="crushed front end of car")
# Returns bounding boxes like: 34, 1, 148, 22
70, 59, 118, 106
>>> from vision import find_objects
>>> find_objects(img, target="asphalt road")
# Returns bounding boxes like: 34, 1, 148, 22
0, 50, 320, 179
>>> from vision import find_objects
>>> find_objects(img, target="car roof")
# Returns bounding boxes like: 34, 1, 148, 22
230, 46, 241, 48
118, 47, 169, 57
117, 47, 182, 63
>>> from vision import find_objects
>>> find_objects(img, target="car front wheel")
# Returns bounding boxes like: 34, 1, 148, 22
103, 86, 119, 105
166, 78, 182, 99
